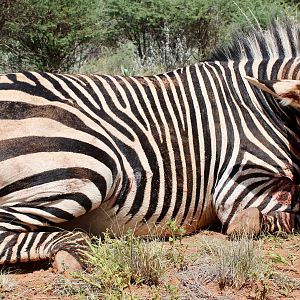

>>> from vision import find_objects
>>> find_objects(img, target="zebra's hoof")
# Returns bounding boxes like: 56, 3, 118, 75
226, 207, 263, 237
52, 250, 83, 276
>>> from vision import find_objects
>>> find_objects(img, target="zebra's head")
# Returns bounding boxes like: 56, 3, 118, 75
245, 76, 300, 111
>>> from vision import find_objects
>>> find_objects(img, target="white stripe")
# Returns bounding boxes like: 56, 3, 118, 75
173, 69, 195, 224
54, 74, 100, 109
0, 152, 110, 201
129, 76, 163, 142
196, 64, 217, 205
1, 178, 100, 208
185, 66, 205, 219
0, 118, 118, 161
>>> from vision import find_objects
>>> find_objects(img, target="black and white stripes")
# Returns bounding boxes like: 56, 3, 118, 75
0, 20, 300, 264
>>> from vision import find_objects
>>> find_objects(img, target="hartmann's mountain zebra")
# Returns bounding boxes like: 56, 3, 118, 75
0, 20, 300, 267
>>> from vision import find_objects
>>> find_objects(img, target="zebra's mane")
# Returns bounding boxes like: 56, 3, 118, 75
209, 19, 300, 62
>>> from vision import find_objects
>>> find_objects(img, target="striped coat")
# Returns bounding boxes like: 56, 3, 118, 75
0, 20, 300, 265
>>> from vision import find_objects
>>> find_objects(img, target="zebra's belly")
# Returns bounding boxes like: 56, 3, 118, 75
59, 200, 219, 237
59, 205, 121, 236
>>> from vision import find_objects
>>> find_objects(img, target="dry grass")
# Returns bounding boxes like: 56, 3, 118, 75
53, 231, 269, 299
0, 269, 17, 299
52, 230, 300, 299
52, 276, 97, 299
52, 221, 188, 299
192, 234, 268, 289
0, 271, 16, 292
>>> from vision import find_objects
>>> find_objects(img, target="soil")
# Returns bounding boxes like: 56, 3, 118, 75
2, 231, 300, 300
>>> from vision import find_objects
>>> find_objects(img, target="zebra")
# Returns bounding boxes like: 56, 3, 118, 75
0, 19, 299, 269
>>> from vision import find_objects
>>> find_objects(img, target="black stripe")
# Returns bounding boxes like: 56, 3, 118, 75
0, 135, 117, 178
0, 167, 106, 201
16, 233, 28, 262
181, 66, 201, 223
15, 192, 93, 213
0, 232, 17, 262
0, 100, 122, 179
26, 232, 39, 260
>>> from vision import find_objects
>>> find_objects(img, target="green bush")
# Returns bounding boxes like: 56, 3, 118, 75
87, 0, 300, 74
77, 231, 166, 298
0, 0, 299, 73
0, 0, 103, 72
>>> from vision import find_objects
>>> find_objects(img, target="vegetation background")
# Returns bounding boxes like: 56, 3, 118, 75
0, 0, 299, 75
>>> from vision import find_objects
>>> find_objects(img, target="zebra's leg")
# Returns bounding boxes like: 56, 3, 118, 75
0, 168, 119, 269
0, 230, 89, 271
226, 207, 263, 236
262, 211, 300, 234
226, 208, 300, 236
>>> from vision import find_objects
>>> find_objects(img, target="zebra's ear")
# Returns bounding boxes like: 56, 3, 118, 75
245, 76, 300, 109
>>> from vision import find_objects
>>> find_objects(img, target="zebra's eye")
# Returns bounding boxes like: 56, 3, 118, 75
245, 76, 300, 109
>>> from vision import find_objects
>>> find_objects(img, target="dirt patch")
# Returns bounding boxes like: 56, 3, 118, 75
2, 231, 300, 299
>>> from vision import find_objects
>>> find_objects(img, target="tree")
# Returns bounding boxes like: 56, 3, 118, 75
1, 0, 299, 73
101, 0, 223, 69
100, 0, 299, 71
0, 0, 103, 72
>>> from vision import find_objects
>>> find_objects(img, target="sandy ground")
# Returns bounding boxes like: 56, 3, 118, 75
2, 231, 300, 299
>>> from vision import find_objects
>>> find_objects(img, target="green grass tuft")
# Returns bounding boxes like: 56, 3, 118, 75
76, 230, 166, 298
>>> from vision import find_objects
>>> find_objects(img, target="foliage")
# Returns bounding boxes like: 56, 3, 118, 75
55, 227, 188, 299
81, 42, 144, 75
0, 0, 103, 72
165, 219, 187, 269
101, 0, 223, 70
219, 0, 299, 41
77, 230, 166, 298
0, 0, 299, 73
88, 0, 300, 74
